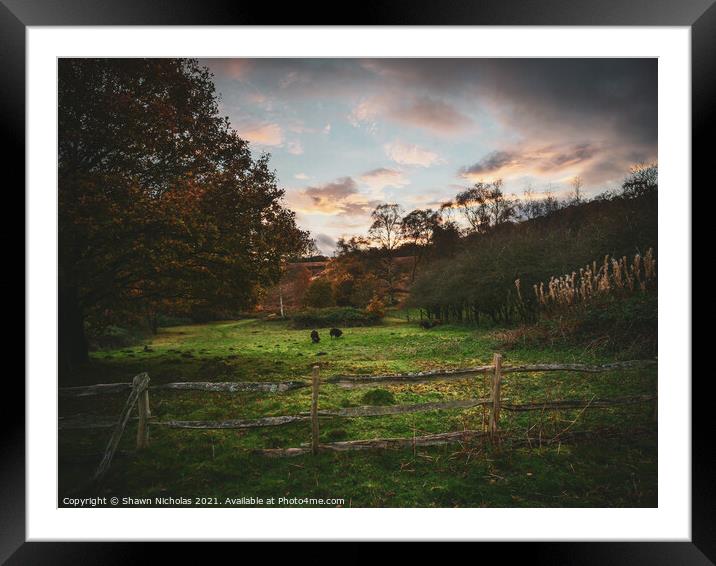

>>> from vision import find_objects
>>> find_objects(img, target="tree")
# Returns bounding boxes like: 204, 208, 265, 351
58, 59, 309, 378
517, 187, 563, 220
567, 176, 584, 204
368, 203, 404, 304
621, 162, 657, 198
401, 208, 440, 281
335, 235, 371, 257
454, 180, 515, 233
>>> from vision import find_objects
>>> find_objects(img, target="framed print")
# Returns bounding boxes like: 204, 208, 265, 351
8, 0, 710, 560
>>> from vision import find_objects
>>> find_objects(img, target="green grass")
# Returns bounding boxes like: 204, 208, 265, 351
59, 315, 657, 507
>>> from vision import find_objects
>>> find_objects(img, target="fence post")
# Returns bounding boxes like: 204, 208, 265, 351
93, 372, 148, 483
311, 365, 320, 455
489, 353, 503, 439
136, 375, 150, 449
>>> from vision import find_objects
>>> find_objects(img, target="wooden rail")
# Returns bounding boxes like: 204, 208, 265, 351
327, 359, 656, 386
60, 394, 655, 431
60, 380, 307, 397
61, 356, 657, 467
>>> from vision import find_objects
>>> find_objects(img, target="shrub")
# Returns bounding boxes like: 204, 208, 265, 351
302, 278, 335, 308
361, 389, 396, 406
291, 307, 382, 328
365, 295, 386, 318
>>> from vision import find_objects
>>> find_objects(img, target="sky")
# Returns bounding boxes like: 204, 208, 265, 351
202, 58, 657, 255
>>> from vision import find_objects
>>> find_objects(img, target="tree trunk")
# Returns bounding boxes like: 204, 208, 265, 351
59, 283, 89, 379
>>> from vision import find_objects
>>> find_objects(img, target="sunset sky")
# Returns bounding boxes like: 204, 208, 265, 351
203, 58, 657, 254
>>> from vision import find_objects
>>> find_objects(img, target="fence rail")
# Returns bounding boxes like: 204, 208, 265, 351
60, 355, 657, 476
60, 380, 307, 397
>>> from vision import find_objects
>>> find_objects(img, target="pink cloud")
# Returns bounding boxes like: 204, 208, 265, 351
384, 141, 444, 167
239, 123, 283, 146
349, 95, 472, 136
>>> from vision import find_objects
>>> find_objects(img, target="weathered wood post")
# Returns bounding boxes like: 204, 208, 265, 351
311, 365, 320, 455
489, 353, 503, 439
136, 374, 151, 449
93, 372, 149, 483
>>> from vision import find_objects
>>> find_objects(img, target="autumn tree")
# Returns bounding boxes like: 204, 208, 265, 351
368, 203, 404, 304
59, 59, 309, 378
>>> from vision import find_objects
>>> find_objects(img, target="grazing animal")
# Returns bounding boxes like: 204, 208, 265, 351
419, 320, 442, 329
310, 330, 320, 343
329, 328, 343, 339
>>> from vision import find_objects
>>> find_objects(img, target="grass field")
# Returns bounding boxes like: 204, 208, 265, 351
59, 314, 657, 507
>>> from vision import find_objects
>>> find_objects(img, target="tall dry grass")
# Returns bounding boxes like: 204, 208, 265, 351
519, 248, 656, 309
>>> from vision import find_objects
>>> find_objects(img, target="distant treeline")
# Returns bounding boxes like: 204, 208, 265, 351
407, 175, 657, 324
297, 164, 657, 325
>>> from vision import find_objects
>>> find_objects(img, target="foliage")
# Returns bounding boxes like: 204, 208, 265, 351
408, 189, 657, 325
291, 307, 383, 328
365, 295, 387, 318
58, 58, 310, 376
453, 180, 516, 234
302, 278, 335, 308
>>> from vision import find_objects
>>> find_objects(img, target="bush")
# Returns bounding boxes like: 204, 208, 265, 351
291, 307, 382, 328
365, 295, 386, 318
303, 278, 335, 308
578, 293, 657, 356
494, 293, 657, 358
361, 389, 396, 406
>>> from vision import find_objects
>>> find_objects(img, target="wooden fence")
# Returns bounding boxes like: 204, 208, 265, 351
59, 356, 657, 475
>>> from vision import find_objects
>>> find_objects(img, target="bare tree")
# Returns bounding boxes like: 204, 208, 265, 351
369, 203, 404, 304
455, 179, 516, 233
567, 176, 584, 204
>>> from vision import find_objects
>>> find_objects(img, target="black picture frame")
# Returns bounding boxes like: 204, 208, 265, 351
7, 0, 708, 560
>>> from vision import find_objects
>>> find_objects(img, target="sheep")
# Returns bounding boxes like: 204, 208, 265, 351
310, 330, 320, 343
329, 328, 343, 339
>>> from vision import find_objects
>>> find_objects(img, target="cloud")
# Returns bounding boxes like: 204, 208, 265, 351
287, 140, 304, 155
460, 150, 522, 177
314, 233, 337, 254
390, 96, 472, 135
348, 97, 382, 132
294, 172, 309, 180
239, 122, 283, 146
349, 95, 472, 136
207, 58, 254, 79
384, 141, 444, 167
359, 168, 410, 190
459, 143, 601, 181
294, 177, 381, 216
